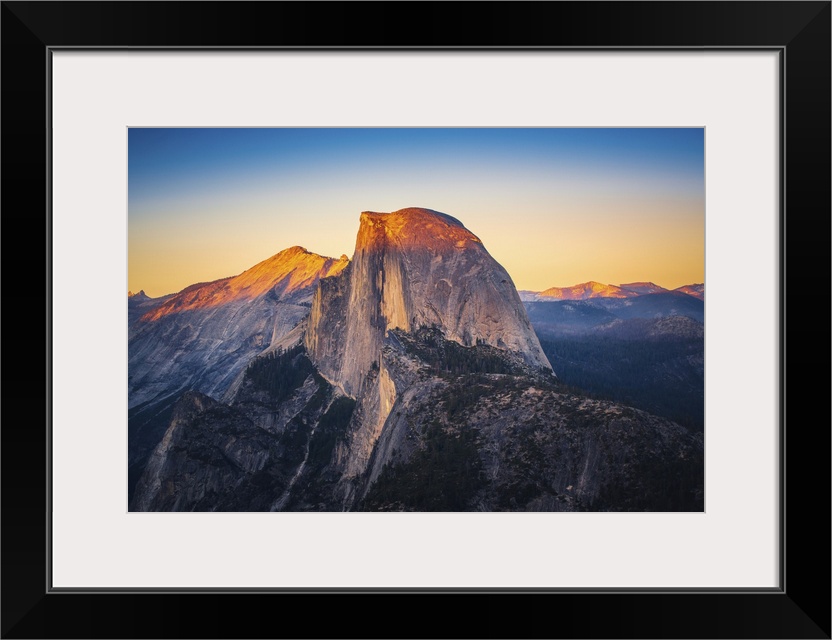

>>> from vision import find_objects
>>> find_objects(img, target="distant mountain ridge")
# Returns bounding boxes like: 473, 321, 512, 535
524, 292, 704, 430
537, 281, 631, 300
673, 283, 704, 300
520, 280, 703, 302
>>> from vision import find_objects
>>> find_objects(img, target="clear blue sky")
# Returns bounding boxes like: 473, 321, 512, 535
129, 128, 704, 297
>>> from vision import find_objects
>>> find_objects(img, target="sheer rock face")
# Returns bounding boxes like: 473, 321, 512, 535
129, 247, 348, 409
304, 208, 552, 484
306, 208, 551, 395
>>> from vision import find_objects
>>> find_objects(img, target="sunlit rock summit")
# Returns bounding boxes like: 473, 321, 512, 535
130, 246, 347, 406
127, 246, 348, 496
302, 207, 552, 486
141, 246, 348, 322
306, 207, 551, 396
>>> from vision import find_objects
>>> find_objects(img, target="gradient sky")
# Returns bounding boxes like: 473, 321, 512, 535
129, 128, 704, 298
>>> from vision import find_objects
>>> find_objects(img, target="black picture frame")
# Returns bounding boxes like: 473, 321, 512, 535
2, 2, 829, 638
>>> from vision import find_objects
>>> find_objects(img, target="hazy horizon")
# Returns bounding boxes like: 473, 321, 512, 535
127, 237, 703, 299
129, 128, 704, 298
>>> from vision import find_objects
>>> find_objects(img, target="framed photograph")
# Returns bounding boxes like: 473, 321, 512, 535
125, 126, 707, 517
3, 2, 829, 638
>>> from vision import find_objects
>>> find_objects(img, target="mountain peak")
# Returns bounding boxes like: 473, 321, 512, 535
141, 247, 349, 322
361, 207, 466, 227
308, 207, 551, 397
128, 289, 148, 299
357, 207, 482, 252
673, 283, 705, 300
537, 281, 630, 300
619, 282, 669, 296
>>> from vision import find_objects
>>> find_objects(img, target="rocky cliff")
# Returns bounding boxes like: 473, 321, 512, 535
361, 341, 704, 512
306, 208, 551, 394
129, 246, 347, 408
127, 247, 348, 500
132, 334, 703, 512
303, 208, 552, 488
131, 346, 356, 512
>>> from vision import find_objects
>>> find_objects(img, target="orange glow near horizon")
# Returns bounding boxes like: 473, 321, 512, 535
129, 204, 704, 298
129, 128, 704, 298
